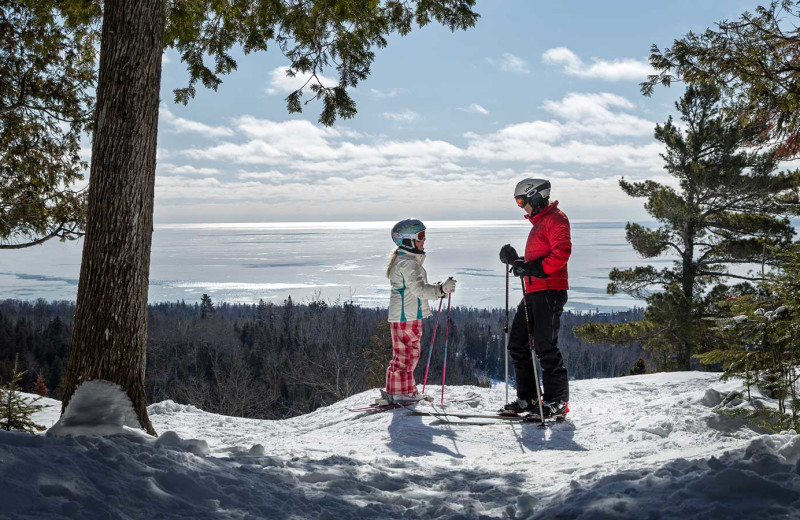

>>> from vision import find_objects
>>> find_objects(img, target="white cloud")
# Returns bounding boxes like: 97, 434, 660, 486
79, 145, 92, 162
458, 93, 656, 165
186, 118, 343, 164
155, 173, 502, 210
184, 113, 462, 176
542, 47, 653, 81
488, 53, 530, 74
464, 120, 565, 144
381, 110, 419, 123
541, 92, 654, 136
265, 66, 339, 95
465, 135, 663, 170
462, 92, 661, 170
458, 104, 490, 116
235, 170, 291, 182
167, 91, 664, 217
369, 88, 407, 99
235, 116, 342, 141
542, 47, 581, 71
159, 105, 233, 138
159, 163, 221, 176
153, 171, 658, 223
543, 92, 634, 117
187, 135, 463, 176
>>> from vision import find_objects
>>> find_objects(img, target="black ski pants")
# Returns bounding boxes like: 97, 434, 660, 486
508, 289, 569, 403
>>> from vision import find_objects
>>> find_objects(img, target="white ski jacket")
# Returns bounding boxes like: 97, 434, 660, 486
387, 250, 444, 323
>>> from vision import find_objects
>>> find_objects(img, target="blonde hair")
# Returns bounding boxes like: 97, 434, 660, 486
386, 249, 399, 278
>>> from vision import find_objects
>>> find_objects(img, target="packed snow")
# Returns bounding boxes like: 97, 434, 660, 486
2, 372, 800, 519
47, 380, 143, 437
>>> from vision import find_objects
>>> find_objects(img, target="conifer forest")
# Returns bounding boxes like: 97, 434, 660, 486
0, 298, 644, 419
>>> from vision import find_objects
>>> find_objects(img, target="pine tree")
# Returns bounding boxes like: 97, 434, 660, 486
628, 358, 647, 376
60, 1, 478, 435
698, 242, 800, 431
643, 1, 800, 160
0, 2, 96, 248
34, 374, 48, 397
256, 299, 270, 325
200, 294, 215, 319
576, 84, 800, 370
0, 354, 45, 433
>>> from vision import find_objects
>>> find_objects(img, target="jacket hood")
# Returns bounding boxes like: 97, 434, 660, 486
397, 249, 426, 265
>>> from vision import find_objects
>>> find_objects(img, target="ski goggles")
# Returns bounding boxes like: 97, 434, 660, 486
515, 196, 527, 207
392, 229, 426, 241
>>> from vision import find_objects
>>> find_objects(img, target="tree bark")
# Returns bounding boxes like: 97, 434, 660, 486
61, 0, 164, 436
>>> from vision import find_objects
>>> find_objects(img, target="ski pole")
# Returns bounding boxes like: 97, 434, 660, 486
440, 293, 452, 404
519, 277, 546, 429
504, 260, 509, 404
421, 297, 444, 395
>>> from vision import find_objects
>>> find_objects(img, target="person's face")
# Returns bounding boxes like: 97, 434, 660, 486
414, 236, 426, 251
516, 195, 534, 216
523, 202, 534, 216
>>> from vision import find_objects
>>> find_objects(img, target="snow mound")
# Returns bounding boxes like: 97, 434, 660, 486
47, 380, 143, 437
249, 443, 266, 456
149, 400, 202, 415
535, 434, 800, 519
155, 431, 210, 456
699, 388, 726, 407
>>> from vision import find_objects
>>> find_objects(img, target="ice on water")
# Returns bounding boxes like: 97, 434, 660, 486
0, 220, 661, 310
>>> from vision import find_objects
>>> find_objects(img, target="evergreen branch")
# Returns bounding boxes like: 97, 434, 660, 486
0, 222, 83, 249
697, 270, 764, 281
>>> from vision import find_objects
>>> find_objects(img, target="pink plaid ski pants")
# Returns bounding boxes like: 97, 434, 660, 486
385, 320, 423, 395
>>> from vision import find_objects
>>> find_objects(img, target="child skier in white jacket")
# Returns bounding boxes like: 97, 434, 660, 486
383, 219, 456, 404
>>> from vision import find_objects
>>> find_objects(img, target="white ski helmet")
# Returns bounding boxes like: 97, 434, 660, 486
514, 178, 551, 208
391, 219, 426, 250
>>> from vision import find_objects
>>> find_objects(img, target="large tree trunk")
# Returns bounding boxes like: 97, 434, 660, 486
61, 0, 165, 436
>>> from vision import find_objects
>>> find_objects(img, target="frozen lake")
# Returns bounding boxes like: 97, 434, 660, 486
0, 220, 672, 311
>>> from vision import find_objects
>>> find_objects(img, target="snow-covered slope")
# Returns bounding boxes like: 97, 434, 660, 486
2, 372, 800, 519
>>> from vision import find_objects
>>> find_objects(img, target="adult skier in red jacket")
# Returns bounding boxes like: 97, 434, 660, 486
499, 178, 571, 419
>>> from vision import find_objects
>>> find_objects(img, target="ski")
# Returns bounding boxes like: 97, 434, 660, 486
348, 404, 400, 413
349, 393, 435, 413
448, 391, 480, 403
409, 409, 567, 424
348, 392, 476, 414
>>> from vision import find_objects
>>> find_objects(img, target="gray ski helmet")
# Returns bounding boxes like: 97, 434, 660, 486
514, 178, 551, 208
391, 219, 426, 249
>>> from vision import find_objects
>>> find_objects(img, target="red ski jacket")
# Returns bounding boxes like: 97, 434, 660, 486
523, 201, 571, 292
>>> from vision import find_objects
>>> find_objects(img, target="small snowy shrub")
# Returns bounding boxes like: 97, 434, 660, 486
700, 244, 800, 432
0, 354, 45, 433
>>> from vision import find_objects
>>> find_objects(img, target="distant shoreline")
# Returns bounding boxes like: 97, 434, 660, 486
0, 296, 638, 314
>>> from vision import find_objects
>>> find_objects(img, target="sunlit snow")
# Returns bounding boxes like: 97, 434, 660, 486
2, 372, 799, 519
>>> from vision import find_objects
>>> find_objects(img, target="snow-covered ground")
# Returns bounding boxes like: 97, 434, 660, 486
2, 372, 800, 519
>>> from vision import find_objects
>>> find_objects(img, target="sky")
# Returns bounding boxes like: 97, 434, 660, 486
151, 0, 761, 224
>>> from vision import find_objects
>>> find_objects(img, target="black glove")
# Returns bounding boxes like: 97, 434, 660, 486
511, 258, 527, 277
499, 244, 519, 264
529, 257, 548, 278
511, 257, 549, 278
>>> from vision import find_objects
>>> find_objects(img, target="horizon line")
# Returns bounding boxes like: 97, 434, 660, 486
154, 218, 639, 230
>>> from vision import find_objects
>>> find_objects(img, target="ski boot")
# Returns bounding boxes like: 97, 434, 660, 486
525, 400, 569, 422
497, 398, 537, 416
373, 389, 432, 407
